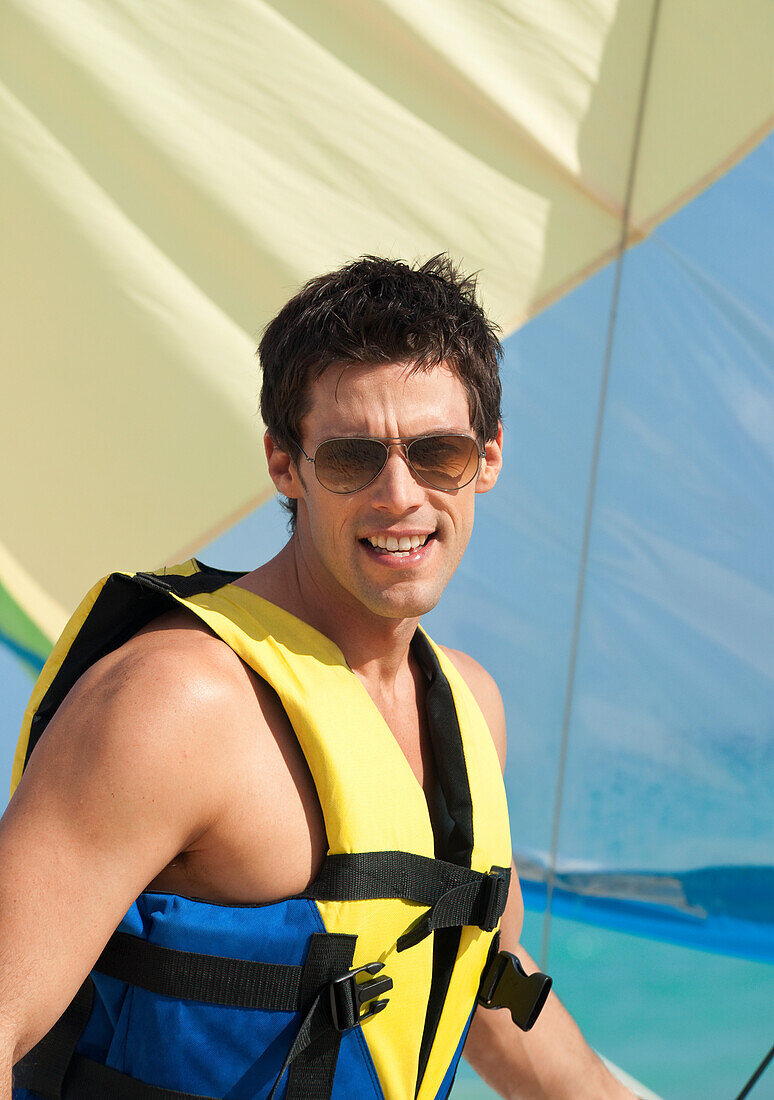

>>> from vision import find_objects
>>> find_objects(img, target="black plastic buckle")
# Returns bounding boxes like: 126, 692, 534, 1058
478, 866, 510, 932
477, 950, 552, 1032
328, 962, 393, 1032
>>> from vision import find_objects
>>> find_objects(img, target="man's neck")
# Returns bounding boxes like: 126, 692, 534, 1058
235, 539, 420, 694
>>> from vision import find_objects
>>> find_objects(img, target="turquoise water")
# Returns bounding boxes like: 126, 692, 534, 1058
453, 909, 774, 1099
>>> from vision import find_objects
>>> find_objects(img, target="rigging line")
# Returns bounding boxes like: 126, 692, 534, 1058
733, 1038, 774, 1100
539, 0, 663, 974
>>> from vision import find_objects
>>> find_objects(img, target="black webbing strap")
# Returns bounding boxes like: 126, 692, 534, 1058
395, 879, 497, 953
281, 933, 356, 1100
129, 569, 240, 600
304, 850, 488, 903
13, 980, 94, 1099
64, 1056, 217, 1099
305, 852, 510, 950
95, 931, 304, 1011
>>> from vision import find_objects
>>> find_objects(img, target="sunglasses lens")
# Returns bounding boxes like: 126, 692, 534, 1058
314, 438, 387, 492
408, 435, 480, 489
310, 434, 481, 493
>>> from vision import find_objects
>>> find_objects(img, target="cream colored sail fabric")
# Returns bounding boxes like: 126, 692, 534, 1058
1, 0, 772, 648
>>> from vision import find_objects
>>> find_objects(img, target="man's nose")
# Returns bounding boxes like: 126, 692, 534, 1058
369, 444, 425, 509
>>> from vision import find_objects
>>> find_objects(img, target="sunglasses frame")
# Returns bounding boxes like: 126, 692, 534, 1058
292, 432, 486, 494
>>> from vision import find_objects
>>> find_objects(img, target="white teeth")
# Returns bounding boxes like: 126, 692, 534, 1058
365, 533, 432, 553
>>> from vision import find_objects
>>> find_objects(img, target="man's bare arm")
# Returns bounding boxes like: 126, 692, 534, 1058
463, 862, 635, 1100
443, 647, 635, 1100
0, 627, 238, 1088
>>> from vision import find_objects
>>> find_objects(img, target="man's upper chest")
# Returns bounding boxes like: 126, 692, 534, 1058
150, 645, 439, 905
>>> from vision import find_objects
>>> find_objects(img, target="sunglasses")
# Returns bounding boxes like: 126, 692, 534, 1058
293, 433, 486, 494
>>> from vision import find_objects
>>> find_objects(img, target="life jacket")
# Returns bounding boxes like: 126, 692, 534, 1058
12, 560, 551, 1100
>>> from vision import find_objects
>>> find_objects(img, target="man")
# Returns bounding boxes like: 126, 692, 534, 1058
0, 256, 635, 1099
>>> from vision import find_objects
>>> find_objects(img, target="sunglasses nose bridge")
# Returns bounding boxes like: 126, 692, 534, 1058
383, 440, 410, 462
376, 440, 408, 476
370, 441, 425, 496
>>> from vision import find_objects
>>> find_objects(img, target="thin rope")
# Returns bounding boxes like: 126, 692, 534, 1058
733, 1038, 774, 1100
539, 0, 663, 973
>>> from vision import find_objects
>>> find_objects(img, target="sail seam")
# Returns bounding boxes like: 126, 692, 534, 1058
539, 0, 664, 972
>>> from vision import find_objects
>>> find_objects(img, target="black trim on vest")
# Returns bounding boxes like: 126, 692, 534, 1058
409, 629, 476, 1097
411, 631, 475, 866
22, 563, 242, 770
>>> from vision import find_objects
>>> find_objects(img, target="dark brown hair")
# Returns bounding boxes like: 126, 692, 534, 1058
259, 254, 502, 525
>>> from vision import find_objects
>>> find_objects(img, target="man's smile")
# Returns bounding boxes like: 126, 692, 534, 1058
359, 530, 437, 563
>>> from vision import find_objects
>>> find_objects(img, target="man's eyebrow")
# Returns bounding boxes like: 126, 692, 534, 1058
310, 427, 469, 440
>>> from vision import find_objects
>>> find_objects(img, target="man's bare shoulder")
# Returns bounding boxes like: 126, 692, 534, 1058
79, 607, 255, 737
440, 646, 507, 769
113, 603, 284, 690
19, 608, 270, 840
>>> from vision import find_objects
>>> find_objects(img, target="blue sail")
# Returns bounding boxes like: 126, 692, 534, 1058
423, 133, 774, 965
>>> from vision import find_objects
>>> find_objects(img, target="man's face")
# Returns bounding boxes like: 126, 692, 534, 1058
273, 361, 502, 622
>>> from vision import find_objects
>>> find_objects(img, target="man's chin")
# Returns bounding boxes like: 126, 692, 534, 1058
355, 580, 445, 622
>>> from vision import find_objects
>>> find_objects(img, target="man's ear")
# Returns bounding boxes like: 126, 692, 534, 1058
264, 431, 306, 500
475, 422, 503, 494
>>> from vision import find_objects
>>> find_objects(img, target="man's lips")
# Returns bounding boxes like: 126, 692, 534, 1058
363, 532, 433, 551
359, 531, 437, 563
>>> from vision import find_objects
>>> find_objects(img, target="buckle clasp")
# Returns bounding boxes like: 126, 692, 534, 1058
477, 950, 552, 1031
478, 866, 510, 932
328, 962, 393, 1032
